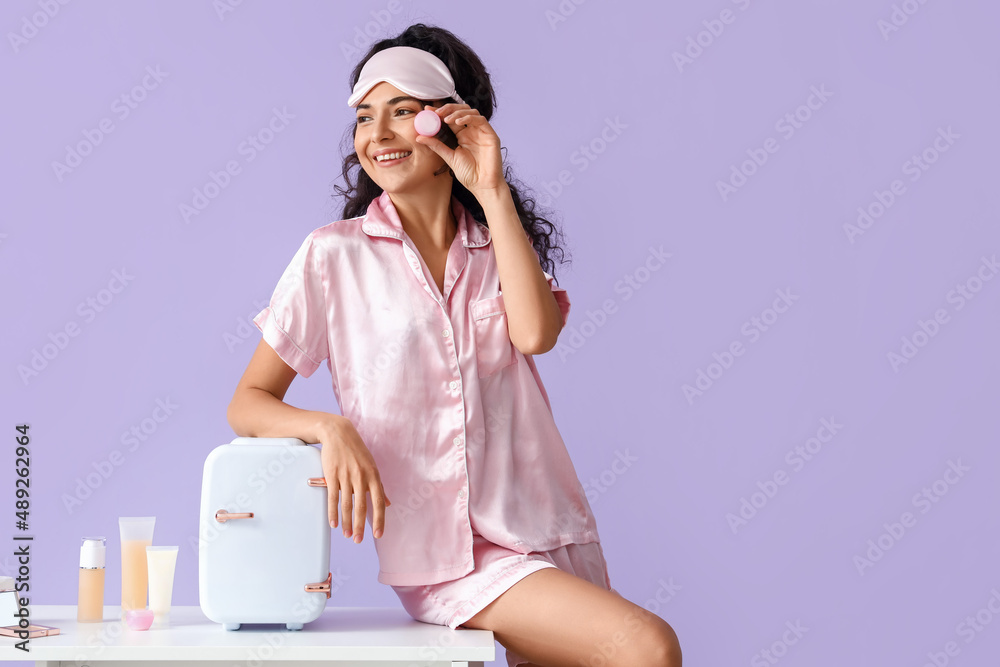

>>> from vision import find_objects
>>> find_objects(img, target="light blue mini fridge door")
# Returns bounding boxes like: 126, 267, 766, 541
198, 437, 331, 630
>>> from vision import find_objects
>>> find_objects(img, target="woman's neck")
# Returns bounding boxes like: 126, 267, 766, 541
389, 188, 457, 251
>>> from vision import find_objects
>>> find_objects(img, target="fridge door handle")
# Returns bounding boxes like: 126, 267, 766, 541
304, 571, 332, 599
307, 477, 327, 487
215, 509, 255, 522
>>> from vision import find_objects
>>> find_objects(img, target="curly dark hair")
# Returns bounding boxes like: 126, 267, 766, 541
332, 23, 570, 280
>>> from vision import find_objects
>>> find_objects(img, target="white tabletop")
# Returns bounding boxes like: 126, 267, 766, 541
0, 605, 495, 663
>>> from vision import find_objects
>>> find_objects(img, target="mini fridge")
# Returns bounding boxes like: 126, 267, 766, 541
198, 437, 332, 630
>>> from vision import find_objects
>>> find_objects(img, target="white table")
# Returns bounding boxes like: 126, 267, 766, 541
0, 605, 494, 666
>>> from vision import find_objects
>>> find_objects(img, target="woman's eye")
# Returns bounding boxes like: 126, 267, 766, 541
356, 108, 415, 125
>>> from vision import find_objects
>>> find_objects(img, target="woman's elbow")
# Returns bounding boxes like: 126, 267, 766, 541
513, 326, 560, 356
226, 396, 251, 437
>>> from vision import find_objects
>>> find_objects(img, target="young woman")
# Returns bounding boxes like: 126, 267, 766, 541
228, 23, 681, 667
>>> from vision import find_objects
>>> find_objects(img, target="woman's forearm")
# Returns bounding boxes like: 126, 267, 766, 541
478, 186, 564, 355
227, 387, 344, 444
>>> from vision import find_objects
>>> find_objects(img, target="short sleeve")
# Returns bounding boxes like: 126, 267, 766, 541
544, 270, 571, 330
252, 233, 329, 378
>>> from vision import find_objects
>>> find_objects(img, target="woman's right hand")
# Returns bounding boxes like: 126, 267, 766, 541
317, 415, 391, 544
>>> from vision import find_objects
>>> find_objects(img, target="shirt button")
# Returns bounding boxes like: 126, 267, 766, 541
453, 436, 462, 446
458, 489, 466, 499
442, 329, 451, 338
449, 380, 458, 390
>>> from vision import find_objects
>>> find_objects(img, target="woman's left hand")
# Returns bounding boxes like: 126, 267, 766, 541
414, 103, 506, 200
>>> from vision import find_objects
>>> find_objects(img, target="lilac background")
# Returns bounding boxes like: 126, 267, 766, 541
3, 0, 999, 665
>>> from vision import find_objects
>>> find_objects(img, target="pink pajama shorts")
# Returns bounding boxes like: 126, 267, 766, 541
391, 528, 614, 667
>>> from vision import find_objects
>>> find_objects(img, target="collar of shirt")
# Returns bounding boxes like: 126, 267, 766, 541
361, 190, 491, 249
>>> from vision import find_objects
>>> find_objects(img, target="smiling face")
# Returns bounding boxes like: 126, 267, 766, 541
353, 81, 449, 192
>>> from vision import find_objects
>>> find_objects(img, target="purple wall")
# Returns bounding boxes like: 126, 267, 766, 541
3, 1, 999, 665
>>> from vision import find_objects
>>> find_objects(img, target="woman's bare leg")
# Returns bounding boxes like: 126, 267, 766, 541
458, 567, 681, 667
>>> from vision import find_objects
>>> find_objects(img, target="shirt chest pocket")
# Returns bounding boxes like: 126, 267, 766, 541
471, 294, 516, 378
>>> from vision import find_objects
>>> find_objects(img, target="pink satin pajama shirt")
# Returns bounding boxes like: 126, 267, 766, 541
253, 191, 611, 637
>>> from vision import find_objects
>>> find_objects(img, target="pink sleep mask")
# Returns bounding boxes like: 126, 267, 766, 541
347, 46, 465, 108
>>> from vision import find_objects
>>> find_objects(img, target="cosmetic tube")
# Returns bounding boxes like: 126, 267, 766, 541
146, 546, 177, 626
119, 517, 155, 620
77, 537, 106, 622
